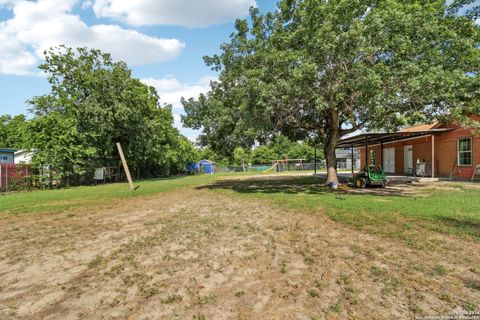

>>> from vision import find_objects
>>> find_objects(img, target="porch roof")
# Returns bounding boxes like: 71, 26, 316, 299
336, 128, 453, 148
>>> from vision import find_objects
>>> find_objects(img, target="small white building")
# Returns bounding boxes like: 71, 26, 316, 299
0, 148, 16, 164
14, 150, 34, 164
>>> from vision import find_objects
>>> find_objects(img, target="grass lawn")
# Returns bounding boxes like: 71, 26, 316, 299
0, 174, 222, 216
199, 175, 480, 242
3, 173, 479, 241
0, 171, 305, 216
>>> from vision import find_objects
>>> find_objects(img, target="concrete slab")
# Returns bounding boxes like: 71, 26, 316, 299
312, 172, 439, 183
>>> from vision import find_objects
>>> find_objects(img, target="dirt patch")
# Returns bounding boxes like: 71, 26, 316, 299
0, 183, 479, 319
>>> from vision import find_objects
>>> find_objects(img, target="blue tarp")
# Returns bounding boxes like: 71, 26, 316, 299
198, 160, 215, 174
185, 160, 215, 174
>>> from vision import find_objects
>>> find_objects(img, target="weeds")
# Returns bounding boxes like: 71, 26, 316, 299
161, 293, 183, 304
141, 286, 160, 299
195, 294, 216, 306
235, 291, 245, 297
439, 293, 452, 303
88, 254, 103, 268
329, 301, 342, 313
308, 289, 320, 298
430, 265, 448, 276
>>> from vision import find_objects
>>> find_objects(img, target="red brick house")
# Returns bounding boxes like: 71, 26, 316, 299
337, 116, 480, 180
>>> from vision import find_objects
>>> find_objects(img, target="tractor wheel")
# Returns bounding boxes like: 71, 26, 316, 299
355, 178, 367, 189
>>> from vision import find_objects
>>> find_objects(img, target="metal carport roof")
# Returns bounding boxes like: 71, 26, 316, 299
336, 129, 454, 148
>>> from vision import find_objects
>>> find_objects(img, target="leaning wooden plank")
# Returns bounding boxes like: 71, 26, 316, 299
116, 142, 137, 190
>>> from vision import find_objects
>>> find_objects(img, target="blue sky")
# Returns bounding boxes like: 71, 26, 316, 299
0, 0, 277, 140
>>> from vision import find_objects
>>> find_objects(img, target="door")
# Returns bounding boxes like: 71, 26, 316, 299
404, 145, 413, 174
382, 148, 395, 173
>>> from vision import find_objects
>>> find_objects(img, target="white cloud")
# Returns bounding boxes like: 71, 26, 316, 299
0, 0, 19, 7
142, 76, 216, 141
173, 113, 183, 129
0, 0, 184, 75
92, 0, 256, 27
0, 33, 37, 75
142, 75, 215, 109
81, 0, 92, 9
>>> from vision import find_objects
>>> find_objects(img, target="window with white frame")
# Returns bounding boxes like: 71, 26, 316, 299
458, 138, 472, 166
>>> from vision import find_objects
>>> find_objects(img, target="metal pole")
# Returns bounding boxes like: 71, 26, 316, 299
0, 161, 2, 192
314, 148, 317, 174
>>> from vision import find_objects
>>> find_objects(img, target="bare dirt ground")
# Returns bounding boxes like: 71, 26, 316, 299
1, 179, 479, 319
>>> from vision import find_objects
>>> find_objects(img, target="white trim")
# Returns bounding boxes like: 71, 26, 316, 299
357, 134, 432, 149
457, 137, 473, 167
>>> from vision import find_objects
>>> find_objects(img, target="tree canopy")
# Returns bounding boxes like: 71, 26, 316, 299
249, 135, 318, 164
196, 134, 318, 166
0, 114, 28, 148
24, 46, 196, 181
182, 0, 480, 184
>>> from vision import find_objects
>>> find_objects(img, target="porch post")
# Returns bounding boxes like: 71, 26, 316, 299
431, 134, 435, 178
365, 135, 369, 166
351, 145, 354, 175
380, 142, 384, 168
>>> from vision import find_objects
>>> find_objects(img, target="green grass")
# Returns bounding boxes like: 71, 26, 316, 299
202, 176, 480, 242
2, 173, 479, 243
0, 174, 221, 216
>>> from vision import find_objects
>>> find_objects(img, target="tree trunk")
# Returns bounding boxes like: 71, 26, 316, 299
324, 109, 341, 186
324, 139, 339, 185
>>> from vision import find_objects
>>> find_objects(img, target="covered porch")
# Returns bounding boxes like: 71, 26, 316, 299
335, 128, 454, 179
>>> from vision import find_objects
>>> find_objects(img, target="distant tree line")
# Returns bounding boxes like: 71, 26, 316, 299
198, 135, 322, 166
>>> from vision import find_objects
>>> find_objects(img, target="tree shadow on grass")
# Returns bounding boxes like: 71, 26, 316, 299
197, 176, 329, 195
432, 216, 480, 240
197, 175, 422, 197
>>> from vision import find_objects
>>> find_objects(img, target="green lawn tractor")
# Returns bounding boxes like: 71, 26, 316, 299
351, 165, 387, 188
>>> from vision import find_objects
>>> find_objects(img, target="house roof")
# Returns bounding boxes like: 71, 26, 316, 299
0, 148, 17, 153
398, 122, 440, 133
337, 124, 453, 148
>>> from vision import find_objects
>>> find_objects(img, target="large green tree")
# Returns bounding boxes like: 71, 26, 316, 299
26, 46, 191, 181
183, 0, 480, 184
0, 114, 28, 148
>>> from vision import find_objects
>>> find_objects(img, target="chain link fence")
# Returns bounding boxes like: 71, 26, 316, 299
1, 159, 361, 192
212, 160, 359, 174
0, 163, 130, 192
214, 162, 328, 174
